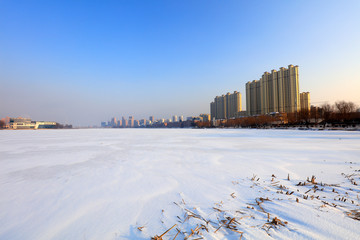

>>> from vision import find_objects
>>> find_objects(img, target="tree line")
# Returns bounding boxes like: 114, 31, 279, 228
196, 101, 359, 128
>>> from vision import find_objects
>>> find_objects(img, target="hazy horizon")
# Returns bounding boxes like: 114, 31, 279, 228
1, 0, 360, 126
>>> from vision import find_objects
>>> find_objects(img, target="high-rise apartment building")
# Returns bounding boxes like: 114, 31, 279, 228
117, 119, 122, 127
246, 65, 300, 116
134, 120, 139, 127
122, 117, 127, 127
128, 116, 134, 127
173, 115, 178, 122
210, 91, 242, 120
149, 116, 154, 123
140, 119, 146, 126
300, 92, 310, 111
111, 117, 117, 127
246, 80, 261, 116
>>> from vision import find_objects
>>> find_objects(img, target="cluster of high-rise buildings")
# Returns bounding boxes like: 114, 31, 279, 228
210, 91, 242, 120
101, 114, 211, 128
101, 116, 149, 128
210, 65, 311, 120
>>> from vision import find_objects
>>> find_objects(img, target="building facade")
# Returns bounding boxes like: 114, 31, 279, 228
128, 116, 134, 127
210, 91, 242, 120
246, 65, 300, 116
199, 114, 211, 122
300, 92, 311, 111
234, 111, 248, 118
149, 116, 154, 123
10, 118, 35, 129
9, 117, 57, 129
122, 117, 127, 127
111, 117, 117, 127
246, 80, 261, 116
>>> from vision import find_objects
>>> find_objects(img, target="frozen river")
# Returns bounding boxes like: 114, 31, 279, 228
0, 129, 359, 239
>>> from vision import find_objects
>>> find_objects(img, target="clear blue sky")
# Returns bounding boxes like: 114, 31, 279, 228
1, 0, 360, 126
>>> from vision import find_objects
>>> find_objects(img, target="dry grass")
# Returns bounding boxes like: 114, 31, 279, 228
151, 224, 177, 240
347, 210, 360, 221
148, 166, 360, 239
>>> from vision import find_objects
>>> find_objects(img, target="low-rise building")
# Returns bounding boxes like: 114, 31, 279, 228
199, 114, 211, 122
36, 121, 57, 129
234, 111, 248, 118
10, 118, 35, 129
9, 118, 57, 129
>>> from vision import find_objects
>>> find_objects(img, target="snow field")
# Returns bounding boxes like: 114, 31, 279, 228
0, 129, 359, 239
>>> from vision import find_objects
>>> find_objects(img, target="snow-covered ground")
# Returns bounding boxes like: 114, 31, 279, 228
0, 129, 359, 240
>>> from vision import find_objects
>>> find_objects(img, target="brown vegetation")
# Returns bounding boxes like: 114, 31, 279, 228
196, 100, 359, 128
148, 164, 360, 239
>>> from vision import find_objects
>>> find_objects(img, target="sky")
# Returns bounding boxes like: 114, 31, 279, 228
1, 0, 360, 126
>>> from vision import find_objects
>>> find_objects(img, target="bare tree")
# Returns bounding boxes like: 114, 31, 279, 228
299, 109, 310, 124
310, 107, 320, 124
321, 103, 333, 113
335, 101, 357, 121
335, 101, 356, 113
321, 103, 334, 122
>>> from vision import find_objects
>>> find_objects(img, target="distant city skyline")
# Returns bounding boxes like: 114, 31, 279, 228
1, 1, 360, 126
100, 114, 206, 128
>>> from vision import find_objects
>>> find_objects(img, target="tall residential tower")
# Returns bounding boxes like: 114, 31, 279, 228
300, 92, 311, 111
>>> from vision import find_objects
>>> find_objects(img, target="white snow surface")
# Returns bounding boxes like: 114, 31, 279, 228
0, 129, 359, 240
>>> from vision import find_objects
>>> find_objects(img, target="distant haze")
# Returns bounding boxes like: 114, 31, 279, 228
1, 1, 360, 126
